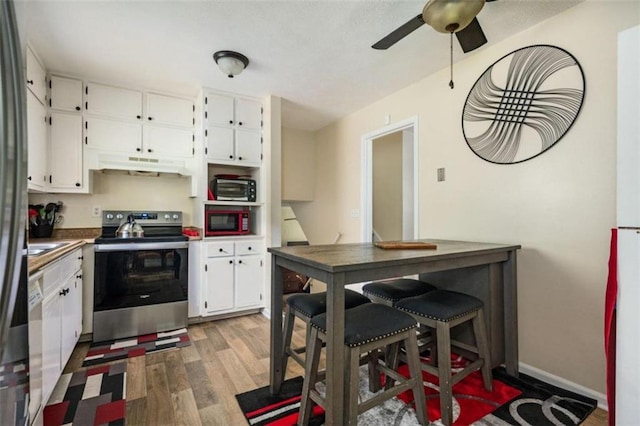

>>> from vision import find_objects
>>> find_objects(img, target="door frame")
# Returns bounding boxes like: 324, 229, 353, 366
360, 116, 419, 243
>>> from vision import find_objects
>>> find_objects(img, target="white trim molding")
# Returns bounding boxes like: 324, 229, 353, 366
519, 362, 608, 411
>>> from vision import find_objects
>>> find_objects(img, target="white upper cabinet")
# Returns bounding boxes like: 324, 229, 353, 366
27, 90, 47, 192
205, 92, 262, 166
146, 93, 193, 127
143, 126, 193, 157
26, 46, 47, 104
85, 82, 143, 121
85, 117, 142, 153
207, 94, 235, 126
49, 112, 83, 190
235, 98, 262, 130
49, 76, 82, 112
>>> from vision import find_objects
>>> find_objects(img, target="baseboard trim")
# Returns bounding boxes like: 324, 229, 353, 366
261, 308, 271, 319
518, 362, 608, 411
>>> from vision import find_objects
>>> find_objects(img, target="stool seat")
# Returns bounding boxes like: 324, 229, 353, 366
311, 303, 417, 347
395, 290, 484, 322
363, 278, 436, 305
287, 289, 370, 318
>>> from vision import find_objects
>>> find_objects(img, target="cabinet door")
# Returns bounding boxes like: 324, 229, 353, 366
235, 255, 263, 308
26, 46, 46, 104
27, 90, 47, 191
49, 112, 83, 190
85, 117, 142, 153
41, 292, 61, 404
86, 83, 143, 121
146, 93, 193, 128
207, 126, 235, 162
205, 257, 234, 313
207, 94, 234, 127
235, 98, 262, 130
236, 130, 262, 165
60, 274, 82, 367
50, 76, 82, 112
143, 126, 193, 157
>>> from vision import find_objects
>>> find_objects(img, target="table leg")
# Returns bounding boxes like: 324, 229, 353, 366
325, 273, 346, 425
503, 250, 519, 376
269, 260, 284, 394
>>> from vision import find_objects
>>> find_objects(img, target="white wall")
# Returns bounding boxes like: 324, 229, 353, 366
297, 1, 640, 395
28, 171, 194, 227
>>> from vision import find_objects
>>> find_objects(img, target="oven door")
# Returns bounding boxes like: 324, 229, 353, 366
93, 241, 188, 341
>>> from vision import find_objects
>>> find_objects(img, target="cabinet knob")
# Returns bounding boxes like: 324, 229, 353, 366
229, 120, 233, 124
147, 149, 153, 153
248, 247, 252, 251
136, 115, 141, 119
27, 176, 32, 181
148, 117, 153, 121
238, 121, 243, 126
136, 148, 141, 152
238, 260, 243, 264
76, 274, 82, 279
229, 155, 234, 159
27, 79, 33, 85
238, 156, 243, 160
75, 182, 81, 187
229, 260, 233, 264
75, 106, 81, 111
78, 256, 84, 260
219, 248, 224, 252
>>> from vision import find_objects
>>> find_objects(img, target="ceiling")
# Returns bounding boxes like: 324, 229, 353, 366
24, 0, 582, 132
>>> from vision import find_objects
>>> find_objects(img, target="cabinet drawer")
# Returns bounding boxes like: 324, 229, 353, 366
59, 249, 82, 282
206, 241, 234, 257
235, 241, 262, 255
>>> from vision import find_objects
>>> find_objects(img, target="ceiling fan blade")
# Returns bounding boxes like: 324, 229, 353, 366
455, 17, 487, 53
372, 14, 425, 50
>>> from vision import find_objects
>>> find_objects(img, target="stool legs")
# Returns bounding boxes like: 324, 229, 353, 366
281, 305, 296, 383
298, 327, 322, 426
473, 309, 493, 392
405, 331, 428, 425
436, 321, 454, 426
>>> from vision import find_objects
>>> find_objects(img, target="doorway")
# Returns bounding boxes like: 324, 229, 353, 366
361, 117, 419, 243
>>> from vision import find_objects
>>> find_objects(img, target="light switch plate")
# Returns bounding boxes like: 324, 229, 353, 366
437, 168, 445, 182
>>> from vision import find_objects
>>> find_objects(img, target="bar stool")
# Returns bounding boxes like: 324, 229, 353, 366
281, 289, 370, 382
362, 278, 437, 307
298, 303, 428, 426
395, 290, 493, 426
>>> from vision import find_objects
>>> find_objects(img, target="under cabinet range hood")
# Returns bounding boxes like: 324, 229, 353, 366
85, 150, 195, 176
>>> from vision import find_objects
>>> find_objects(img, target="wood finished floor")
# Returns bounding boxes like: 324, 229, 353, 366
65, 313, 607, 425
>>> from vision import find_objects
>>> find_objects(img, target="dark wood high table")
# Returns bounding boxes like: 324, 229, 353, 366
268, 239, 521, 425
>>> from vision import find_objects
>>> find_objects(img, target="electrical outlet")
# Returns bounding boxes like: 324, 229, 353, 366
92, 206, 101, 217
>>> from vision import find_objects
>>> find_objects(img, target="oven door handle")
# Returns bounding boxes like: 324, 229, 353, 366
95, 241, 189, 252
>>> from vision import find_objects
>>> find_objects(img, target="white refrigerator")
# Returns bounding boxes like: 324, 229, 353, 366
616, 24, 640, 425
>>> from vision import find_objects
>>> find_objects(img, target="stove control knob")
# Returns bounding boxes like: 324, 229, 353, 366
172, 214, 179, 220
106, 213, 114, 220
116, 213, 124, 220
164, 214, 170, 219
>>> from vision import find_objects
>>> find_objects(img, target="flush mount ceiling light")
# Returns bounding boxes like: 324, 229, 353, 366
213, 50, 249, 78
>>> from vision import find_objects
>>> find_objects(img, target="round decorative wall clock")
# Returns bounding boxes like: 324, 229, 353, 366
462, 45, 585, 164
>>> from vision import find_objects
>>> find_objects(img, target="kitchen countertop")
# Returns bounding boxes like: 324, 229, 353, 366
27, 239, 87, 274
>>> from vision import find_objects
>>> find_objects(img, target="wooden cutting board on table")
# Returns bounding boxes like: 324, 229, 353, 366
374, 241, 438, 250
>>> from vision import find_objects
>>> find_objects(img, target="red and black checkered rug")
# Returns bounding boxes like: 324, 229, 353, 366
82, 328, 191, 367
43, 361, 126, 426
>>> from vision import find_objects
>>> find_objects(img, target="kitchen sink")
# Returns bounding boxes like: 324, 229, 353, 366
27, 242, 69, 257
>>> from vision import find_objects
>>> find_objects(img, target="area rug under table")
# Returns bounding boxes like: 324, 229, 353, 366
235, 365, 597, 425
82, 328, 191, 367
43, 361, 126, 426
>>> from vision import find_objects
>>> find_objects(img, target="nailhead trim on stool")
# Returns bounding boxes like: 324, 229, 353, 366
395, 290, 493, 426
362, 278, 437, 306
280, 289, 370, 383
298, 303, 428, 425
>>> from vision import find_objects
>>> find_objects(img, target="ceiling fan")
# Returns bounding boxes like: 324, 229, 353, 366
372, 0, 497, 54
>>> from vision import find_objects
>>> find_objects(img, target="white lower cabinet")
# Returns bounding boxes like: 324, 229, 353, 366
203, 240, 263, 315
39, 248, 83, 406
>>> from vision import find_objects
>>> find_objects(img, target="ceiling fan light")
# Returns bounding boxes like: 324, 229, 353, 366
213, 50, 249, 78
423, 0, 485, 33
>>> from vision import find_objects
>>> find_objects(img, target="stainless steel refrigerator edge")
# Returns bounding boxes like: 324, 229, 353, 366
0, 0, 30, 424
